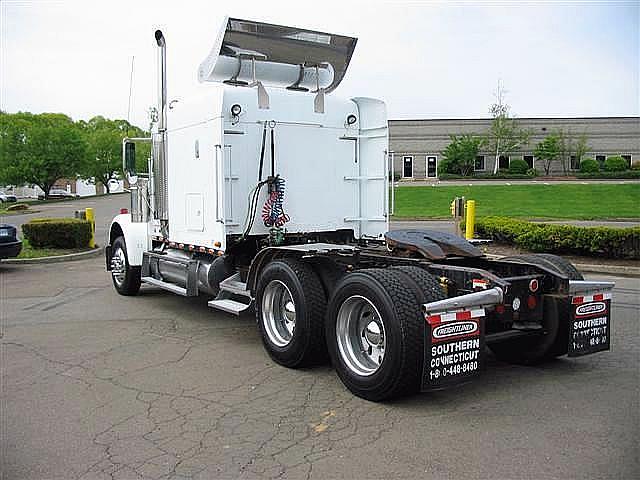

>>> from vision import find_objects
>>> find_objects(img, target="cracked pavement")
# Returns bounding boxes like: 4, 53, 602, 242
1, 258, 638, 479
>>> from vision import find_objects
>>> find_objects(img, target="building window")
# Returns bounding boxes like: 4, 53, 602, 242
621, 154, 632, 168
595, 155, 606, 167
426, 156, 437, 178
474, 155, 485, 171
402, 156, 413, 178
570, 155, 580, 170
523, 155, 534, 168
498, 155, 510, 170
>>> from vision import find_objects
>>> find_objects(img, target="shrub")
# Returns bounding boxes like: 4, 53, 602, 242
631, 163, 640, 171
437, 159, 453, 175
508, 159, 529, 175
579, 158, 600, 173
475, 216, 640, 259
576, 170, 640, 179
526, 168, 538, 177
604, 155, 629, 172
22, 218, 92, 248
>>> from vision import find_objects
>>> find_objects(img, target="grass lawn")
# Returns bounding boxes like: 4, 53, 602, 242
393, 184, 640, 220
17, 238, 94, 259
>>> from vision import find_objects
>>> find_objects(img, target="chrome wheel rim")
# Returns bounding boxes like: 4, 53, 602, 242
110, 247, 126, 287
336, 295, 386, 376
262, 280, 296, 347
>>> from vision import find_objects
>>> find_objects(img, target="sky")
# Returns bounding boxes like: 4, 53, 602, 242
1, 0, 638, 128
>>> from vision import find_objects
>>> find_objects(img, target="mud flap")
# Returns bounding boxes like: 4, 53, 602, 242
569, 292, 612, 357
422, 309, 486, 391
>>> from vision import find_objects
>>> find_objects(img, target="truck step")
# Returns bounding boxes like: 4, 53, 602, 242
141, 276, 191, 296
208, 298, 252, 315
219, 273, 251, 298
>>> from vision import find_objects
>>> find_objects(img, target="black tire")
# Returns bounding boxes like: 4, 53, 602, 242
255, 258, 328, 368
110, 236, 141, 296
489, 253, 582, 364
307, 257, 345, 299
326, 268, 429, 401
502, 253, 583, 280
390, 266, 446, 303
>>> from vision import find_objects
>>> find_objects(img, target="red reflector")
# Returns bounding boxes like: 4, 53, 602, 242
527, 295, 537, 310
120, 208, 129, 214
529, 279, 539, 292
496, 305, 505, 314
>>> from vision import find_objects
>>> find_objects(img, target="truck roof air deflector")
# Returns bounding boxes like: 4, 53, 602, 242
198, 17, 357, 97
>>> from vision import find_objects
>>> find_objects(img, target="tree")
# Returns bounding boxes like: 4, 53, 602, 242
574, 133, 591, 169
556, 129, 591, 174
0, 112, 86, 198
485, 82, 531, 174
534, 133, 561, 176
442, 134, 486, 176
79, 116, 150, 193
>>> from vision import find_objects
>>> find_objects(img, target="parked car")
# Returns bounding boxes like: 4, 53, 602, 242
38, 189, 79, 200
0, 224, 22, 259
0, 190, 17, 203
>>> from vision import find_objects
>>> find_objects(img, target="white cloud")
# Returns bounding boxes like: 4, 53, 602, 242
1, 0, 637, 127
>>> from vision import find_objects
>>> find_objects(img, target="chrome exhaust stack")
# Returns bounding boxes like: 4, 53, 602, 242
153, 30, 169, 228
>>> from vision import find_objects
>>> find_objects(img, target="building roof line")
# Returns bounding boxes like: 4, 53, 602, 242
390, 116, 640, 122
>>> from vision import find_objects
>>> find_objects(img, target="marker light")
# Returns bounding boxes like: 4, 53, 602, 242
231, 104, 242, 116
529, 279, 539, 292
120, 208, 129, 214
346, 114, 357, 125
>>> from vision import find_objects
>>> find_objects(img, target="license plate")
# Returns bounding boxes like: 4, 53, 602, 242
422, 309, 485, 391
568, 292, 612, 357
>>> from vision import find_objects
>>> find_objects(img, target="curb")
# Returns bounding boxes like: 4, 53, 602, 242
2, 246, 104, 265
573, 263, 640, 278
484, 254, 640, 278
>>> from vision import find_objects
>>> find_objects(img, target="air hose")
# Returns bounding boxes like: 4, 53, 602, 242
239, 122, 290, 240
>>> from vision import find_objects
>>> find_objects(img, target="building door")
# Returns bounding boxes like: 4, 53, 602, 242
426, 156, 437, 178
402, 156, 413, 178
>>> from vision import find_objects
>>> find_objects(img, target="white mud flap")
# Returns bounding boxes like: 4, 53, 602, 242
422, 308, 486, 391
569, 291, 612, 357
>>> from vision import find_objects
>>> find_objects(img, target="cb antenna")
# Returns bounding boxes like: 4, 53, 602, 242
127, 55, 135, 127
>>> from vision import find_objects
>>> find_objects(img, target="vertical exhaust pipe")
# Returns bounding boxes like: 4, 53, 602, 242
153, 30, 169, 227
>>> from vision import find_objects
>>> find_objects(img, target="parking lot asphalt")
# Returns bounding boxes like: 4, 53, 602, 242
2, 257, 638, 480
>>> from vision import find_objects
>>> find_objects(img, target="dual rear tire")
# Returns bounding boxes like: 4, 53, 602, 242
256, 260, 444, 401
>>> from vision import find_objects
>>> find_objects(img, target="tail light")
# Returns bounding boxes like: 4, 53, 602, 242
527, 295, 537, 310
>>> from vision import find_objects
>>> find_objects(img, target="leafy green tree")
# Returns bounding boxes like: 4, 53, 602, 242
79, 116, 150, 192
442, 134, 485, 176
534, 133, 561, 176
0, 112, 86, 198
485, 83, 531, 174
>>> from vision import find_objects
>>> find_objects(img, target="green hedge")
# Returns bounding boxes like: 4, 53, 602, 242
576, 170, 640, 179
22, 218, 92, 248
508, 159, 529, 174
579, 158, 600, 173
474, 216, 640, 259
438, 173, 533, 180
604, 156, 629, 172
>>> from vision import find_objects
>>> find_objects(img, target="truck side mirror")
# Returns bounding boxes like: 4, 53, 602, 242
124, 142, 136, 174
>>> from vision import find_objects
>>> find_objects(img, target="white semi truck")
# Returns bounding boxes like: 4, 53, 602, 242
107, 18, 614, 401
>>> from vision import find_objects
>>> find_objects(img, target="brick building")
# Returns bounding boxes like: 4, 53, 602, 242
389, 117, 639, 179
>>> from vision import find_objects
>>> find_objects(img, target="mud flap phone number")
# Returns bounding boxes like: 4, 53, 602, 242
422, 311, 485, 391
569, 296, 611, 357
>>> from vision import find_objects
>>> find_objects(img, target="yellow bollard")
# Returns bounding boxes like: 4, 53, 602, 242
85, 207, 96, 248
465, 200, 475, 240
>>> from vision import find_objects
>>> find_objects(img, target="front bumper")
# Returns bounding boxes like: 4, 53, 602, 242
0, 240, 22, 259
